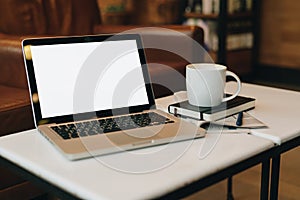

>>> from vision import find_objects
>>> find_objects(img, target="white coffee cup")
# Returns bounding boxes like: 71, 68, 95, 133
186, 63, 241, 107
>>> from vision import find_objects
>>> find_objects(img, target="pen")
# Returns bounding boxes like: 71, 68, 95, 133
236, 112, 243, 126
174, 108, 178, 117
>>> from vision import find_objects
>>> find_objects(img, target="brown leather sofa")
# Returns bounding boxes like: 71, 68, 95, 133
0, 0, 203, 198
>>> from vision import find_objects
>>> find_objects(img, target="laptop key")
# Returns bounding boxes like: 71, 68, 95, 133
51, 126, 70, 139
61, 135, 71, 140
79, 131, 88, 137
71, 133, 79, 138
51, 112, 173, 140
87, 130, 98, 135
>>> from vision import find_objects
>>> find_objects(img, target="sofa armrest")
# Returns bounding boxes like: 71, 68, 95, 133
0, 34, 28, 89
94, 25, 204, 47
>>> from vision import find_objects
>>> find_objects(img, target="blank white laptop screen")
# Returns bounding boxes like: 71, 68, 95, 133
30, 40, 149, 118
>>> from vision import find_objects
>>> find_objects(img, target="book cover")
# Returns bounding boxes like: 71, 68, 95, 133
168, 95, 255, 121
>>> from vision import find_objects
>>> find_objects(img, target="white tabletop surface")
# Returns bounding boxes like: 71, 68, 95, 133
0, 129, 273, 200
225, 82, 300, 144
0, 83, 280, 199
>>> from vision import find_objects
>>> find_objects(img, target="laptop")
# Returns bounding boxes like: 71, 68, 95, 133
22, 34, 205, 160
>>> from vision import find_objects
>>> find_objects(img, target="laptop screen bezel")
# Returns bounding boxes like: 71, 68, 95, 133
22, 34, 156, 126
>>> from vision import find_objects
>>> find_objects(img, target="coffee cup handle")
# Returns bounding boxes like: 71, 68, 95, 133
222, 71, 241, 103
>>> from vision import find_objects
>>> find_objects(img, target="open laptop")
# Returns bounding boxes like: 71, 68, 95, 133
22, 34, 205, 160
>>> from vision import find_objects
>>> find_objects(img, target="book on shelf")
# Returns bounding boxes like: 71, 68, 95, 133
210, 32, 253, 51
168, 95, 255, 121
210, 20, 253, 51
184, 0, 219, 14
202, 0, 220, 14
185, 0, 253, 15
216, 33, 253, 51
228, 0, 253, 14
185, 19, 253, 51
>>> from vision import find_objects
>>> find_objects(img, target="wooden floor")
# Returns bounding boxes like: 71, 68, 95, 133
185, 146, 300, 200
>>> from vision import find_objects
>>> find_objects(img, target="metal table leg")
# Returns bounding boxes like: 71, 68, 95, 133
260, 159, 270, 200
227, 176, 234, 200
270, 155, 281, 200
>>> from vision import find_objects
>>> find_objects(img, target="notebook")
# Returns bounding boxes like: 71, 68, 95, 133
22, 34, 205, 160
168, 95, 255, 121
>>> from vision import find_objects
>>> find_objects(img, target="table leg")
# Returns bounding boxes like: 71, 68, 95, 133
227, 176, 234, 200
270, 155, 281, 200
260, 159, 270, 200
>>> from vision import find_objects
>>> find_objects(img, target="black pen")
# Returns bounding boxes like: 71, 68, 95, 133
236, 112, 243, 126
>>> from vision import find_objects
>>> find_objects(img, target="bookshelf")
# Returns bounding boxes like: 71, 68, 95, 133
184, 0, 260, 77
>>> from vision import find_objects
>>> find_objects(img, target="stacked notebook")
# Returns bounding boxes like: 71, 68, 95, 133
168, 95, 255, 121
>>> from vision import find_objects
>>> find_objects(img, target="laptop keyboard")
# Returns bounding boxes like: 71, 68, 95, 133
51, 112, 174, 140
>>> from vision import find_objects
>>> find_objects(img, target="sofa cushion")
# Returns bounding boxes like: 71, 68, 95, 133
0, 85, 34, 136
0, 0, 47, 35
43, 0, 101, 35
0, 0, 101, 36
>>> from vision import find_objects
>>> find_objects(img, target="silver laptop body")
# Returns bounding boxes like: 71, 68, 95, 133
22, 34, 205, 160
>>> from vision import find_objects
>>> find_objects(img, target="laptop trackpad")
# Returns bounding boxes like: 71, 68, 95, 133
107, 126, 163, 146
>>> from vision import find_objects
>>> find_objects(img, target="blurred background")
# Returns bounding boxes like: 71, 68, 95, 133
99, 0, 300, 91
0, 0, 299, 199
